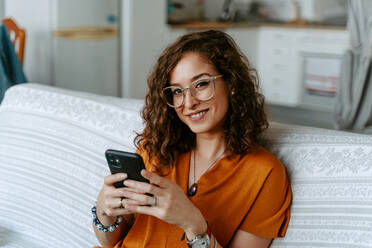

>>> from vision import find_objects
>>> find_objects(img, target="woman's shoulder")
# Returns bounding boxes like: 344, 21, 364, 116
235, 146, 287, 178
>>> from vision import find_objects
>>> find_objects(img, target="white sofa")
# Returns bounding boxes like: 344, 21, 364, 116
0, 83, 371, 248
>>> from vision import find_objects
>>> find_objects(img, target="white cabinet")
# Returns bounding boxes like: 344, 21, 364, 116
226, 29, 259, 67
256, 27, 349, 107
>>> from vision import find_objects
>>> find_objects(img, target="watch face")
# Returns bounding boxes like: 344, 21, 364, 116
187, 234, 210, 248
194, 240, 209, 248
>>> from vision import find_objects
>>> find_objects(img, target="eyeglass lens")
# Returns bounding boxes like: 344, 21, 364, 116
163, 77, 215, 107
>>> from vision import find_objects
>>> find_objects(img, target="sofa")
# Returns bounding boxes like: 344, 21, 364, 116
0, 83, 371, 248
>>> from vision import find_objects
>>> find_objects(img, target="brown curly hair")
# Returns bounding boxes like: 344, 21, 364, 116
135, 30, 268, 171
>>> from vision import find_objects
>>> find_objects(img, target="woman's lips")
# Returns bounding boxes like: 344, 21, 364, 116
187, 110, 208, 121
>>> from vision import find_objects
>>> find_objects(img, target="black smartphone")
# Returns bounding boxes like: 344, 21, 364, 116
105, 149, 149, 188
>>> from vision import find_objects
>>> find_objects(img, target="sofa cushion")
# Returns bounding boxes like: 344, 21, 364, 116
265, 123, 372, 247
0, 84, 144, 247
0, 83, 371, 247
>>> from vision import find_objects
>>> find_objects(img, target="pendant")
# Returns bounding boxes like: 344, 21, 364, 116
188, 183, 197, 197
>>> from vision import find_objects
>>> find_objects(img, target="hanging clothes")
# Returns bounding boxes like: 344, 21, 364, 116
0, 24, 27, 103
334, 0, 372, 131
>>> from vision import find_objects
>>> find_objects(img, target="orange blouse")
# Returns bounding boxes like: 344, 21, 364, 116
114, 147, 292, 248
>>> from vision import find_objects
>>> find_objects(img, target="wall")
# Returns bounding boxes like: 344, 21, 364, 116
0, 0, 4, 20
53, 0, 119, 96
4, 0, 53, 84
121, 0, 184, 99
55, 0, 117, 28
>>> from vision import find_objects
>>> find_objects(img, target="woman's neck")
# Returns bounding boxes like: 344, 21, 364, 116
195, 132, 226, 160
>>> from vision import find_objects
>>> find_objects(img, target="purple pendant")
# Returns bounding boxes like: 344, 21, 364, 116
188, 183, 197, 197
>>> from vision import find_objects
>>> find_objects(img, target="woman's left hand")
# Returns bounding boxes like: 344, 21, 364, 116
120, 169, 207, 237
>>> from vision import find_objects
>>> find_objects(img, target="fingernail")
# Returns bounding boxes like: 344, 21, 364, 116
124, 180, 132, 186
120, 173, 127, 179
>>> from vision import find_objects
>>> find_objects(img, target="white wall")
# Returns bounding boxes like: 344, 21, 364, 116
5, 0, 53, 84
56, 0, 117, 28
53, 0, 119, 96
0, 0, 5, 20
121, 0, 184, 99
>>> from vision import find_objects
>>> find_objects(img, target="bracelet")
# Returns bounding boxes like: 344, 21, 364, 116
91, 202, 122, 232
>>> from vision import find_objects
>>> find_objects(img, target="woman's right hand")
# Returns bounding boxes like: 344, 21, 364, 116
94, 173, 135, 246
96, 173, 133, 225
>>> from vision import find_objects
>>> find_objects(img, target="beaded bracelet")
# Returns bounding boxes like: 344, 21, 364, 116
91, 202, 122, 232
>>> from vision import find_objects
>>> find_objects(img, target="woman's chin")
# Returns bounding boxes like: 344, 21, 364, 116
188, 123, 209, 134
188, 124, 223, 136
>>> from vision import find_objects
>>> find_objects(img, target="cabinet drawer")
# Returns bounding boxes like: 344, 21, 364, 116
260, 74, 299, 106
260, 28, 296, 45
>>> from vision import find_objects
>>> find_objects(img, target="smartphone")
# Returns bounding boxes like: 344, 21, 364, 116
105, 149, 149, 188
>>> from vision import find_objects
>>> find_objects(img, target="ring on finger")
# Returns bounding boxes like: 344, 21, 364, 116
151, 196, 157, 207
120, 198, 125, 209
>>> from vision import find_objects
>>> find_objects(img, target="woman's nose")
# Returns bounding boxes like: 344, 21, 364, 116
183, 89, 199, 108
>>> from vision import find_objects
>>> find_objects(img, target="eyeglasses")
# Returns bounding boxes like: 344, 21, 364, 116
162, 75, 223, 108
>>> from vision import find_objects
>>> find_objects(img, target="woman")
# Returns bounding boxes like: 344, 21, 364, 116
93, 30, 292, 248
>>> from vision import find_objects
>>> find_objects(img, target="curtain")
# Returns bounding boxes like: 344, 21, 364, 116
334, 0, 372, 131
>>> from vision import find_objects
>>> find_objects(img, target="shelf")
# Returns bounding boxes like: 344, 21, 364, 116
53, 26, 117, 40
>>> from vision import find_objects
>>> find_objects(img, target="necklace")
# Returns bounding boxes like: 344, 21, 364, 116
188, 149, 225, 197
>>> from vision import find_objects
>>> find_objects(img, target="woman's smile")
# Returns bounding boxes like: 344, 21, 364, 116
186, 109, 209, 121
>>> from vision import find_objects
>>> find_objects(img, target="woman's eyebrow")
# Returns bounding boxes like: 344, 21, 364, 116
170, 73, 213, 86
191, 73, 212, 81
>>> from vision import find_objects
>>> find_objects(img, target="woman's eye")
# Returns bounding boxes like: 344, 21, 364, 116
172, 88, 182, 96
195, 80, 210, 89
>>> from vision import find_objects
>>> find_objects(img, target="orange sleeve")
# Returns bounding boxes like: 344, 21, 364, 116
239, 160, 292, 238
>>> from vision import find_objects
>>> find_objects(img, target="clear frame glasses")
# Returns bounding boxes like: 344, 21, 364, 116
162, 75, 223, 108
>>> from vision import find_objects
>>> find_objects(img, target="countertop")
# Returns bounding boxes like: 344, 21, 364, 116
168, 21, 347, 30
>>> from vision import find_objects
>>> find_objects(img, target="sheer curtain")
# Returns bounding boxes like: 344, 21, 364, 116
334, 0, 372, 132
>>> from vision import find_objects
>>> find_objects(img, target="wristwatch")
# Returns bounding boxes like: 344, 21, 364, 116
186, 223, 212, 248
186, 233, 211, 248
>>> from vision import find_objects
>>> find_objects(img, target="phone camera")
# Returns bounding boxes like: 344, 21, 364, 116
107, 154, 114, 163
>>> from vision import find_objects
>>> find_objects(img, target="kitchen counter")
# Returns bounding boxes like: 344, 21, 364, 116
168, 21, 346, 30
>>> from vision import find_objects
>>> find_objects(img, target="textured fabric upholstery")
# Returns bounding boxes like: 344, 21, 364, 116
0, 84, 371, 247
264, 123, 372, 247
0, 84, 143, 248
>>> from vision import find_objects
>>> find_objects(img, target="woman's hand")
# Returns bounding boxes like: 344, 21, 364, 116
96, 173, 134, 224
121, 169, 207, 239
94, 173, 135, 246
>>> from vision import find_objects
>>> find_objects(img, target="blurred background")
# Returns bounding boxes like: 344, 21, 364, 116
1, 0, 358, 130
1, 0, 120, 97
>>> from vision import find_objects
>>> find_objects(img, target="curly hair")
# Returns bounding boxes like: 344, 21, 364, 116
135, 30, 268, 172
